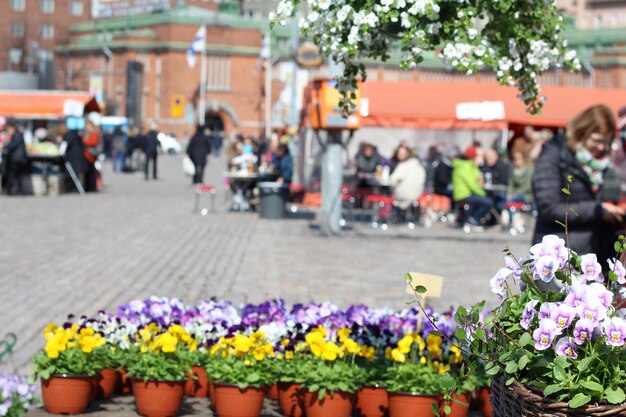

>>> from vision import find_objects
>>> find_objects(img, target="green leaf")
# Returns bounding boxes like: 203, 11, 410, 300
519, 333, 532, 347
605, 387, 626, 405
430, 330, 444, 337
505, 361, 518, 374
577, 356, 593, 372
554, 356, 570, 369
561, 188, 571, 195
569, 393, 591, 409
518, 355, 530, 370
404, 273, 412, 283
454, 328, 466, 340
581, 381, 603, 393
415, 285, 427, 294
485, 365, 500, 376
544, 384, 562, 397
431, 403, 440, 417
569, 207, 579, 217
553, 366, 567, 382
444, 405, 451, 415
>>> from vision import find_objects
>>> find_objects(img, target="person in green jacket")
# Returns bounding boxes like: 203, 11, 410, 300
452, 146, 494, 226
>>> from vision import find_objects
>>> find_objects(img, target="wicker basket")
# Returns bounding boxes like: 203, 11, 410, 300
490, 376, 626, 417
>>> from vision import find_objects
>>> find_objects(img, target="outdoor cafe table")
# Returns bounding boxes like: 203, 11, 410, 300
223, 171, 259, 212
27, 153, 85, 195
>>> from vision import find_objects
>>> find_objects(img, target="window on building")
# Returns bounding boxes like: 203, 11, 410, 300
69, 0, 83, 16
11, 21, 24, 38
206, 55, 231, 92
11, 0, 25, 11
40, 24, 54, 40
8, 48, 23, 65
41, 0, 55, 14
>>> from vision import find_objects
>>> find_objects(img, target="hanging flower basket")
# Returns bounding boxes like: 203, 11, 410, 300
491, 377, 626, 417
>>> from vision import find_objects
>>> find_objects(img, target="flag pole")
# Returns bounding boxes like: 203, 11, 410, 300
198, 24, 207, 127
264, 31, 272, 140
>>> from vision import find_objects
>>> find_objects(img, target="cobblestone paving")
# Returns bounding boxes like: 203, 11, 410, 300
0, 155, 531, 371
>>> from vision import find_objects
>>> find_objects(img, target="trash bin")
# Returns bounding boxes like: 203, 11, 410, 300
258, 182, 289, 219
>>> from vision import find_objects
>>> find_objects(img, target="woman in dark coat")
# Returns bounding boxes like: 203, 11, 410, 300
532, 104, 625, 266
186, 126, 212, 184
63, 129, 88, 185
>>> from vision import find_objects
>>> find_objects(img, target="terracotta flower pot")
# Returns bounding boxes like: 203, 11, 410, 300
479, 387, 492, 417
355, 387, 389, 417
117, 368, 133, 395
277, 382, 305, 417
388, 392, 440, 417
439, 393, 471, 417
96, 368, 118, 400
209, 381, 217, 410
213, 383, 266, 417
41, 375, 94, 415
303, 390, 355, 417
268, 383, 279, 400
132, 379, 185, 417
185, 366, 210, 397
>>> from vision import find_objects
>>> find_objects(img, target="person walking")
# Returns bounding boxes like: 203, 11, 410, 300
63, 126, 88, 190
186, 125, 212, 184
3, 118, 27, 195
211, 130, 223, 158
275, 144, 293, 184
143, 123, 159, 180
532, 104, 625, 266
111, 126, 126, 173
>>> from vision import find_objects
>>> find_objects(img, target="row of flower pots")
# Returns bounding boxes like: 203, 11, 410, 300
41, 368, 492, 417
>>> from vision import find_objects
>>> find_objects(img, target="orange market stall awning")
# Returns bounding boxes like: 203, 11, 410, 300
360, 81, 626, 130
0, 90, 100, 120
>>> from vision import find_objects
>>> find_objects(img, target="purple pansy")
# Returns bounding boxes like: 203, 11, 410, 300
533, 318, 559, 350
504, 256, 522, 281
554, 337, 578, 359
580, 254, 604, 283
550, 304, 576, 330
564, 283, 587, 308
603, 317, 626, 347
490, 267, 511, 297
530, 235, 569, 266
585, 283, 613, 309
577, 299, 607, 326
533, 255, 559, 283
539, 302, 559, 320
608, 258, 626, 285
520, 300, 540, 330
573, 319, 595, 345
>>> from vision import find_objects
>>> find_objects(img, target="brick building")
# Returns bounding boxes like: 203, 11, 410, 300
557, 0, 626, 29
57, 6, 283, 139
0, 0, 90, 73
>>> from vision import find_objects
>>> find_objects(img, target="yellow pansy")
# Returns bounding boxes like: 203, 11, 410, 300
385, 346, 392, 360
43, 323, 58, 340
305, 331, 324, 345
80, 327, 95, 337
360, 346, 376, 360
252, 349, 265, 361
187, 340, 198, 351
244, 359, 252, 366
414, 335, 426, 354
398, 335, 413, 354
285, 351, 294, 360
281, 338, 290, 347
155, 332, 178, 353
343, 338, 360, 354
391, 348, 406, 363
337, 327, 351, 341
449, 344, 463, 364
310, 340, 324, 357
419, 356, 427, 365
232, 335, 253, 355
321, 342, 339, 361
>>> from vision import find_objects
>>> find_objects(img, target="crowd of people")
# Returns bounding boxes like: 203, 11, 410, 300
351, 103, 626, 266
0, 118, 172, 195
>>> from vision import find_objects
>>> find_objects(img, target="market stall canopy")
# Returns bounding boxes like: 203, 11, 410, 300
0, 90, 100, 120
360, 81, 626, 130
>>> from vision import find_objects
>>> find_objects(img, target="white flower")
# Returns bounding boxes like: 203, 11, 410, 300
316, 0, 331, 11
336, 5, 351, 23
362, 12, 379, 28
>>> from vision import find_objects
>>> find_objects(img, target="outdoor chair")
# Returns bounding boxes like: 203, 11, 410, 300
364, 194, 394, 230
504, 201, 533, 236
194, 184, 217, 216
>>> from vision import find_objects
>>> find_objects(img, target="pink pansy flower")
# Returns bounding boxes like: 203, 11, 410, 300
539, 302, 559, 320
520, 300, 540, 330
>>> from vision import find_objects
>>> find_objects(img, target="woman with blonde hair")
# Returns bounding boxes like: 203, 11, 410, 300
532, 104, 624, 265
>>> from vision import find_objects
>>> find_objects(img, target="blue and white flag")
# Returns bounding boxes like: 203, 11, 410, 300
186, 25, 206, 69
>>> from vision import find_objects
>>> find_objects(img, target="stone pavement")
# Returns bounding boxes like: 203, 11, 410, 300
0, 154, 532, 371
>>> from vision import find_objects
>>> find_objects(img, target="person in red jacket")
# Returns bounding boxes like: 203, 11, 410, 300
82, 121, 101, 192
